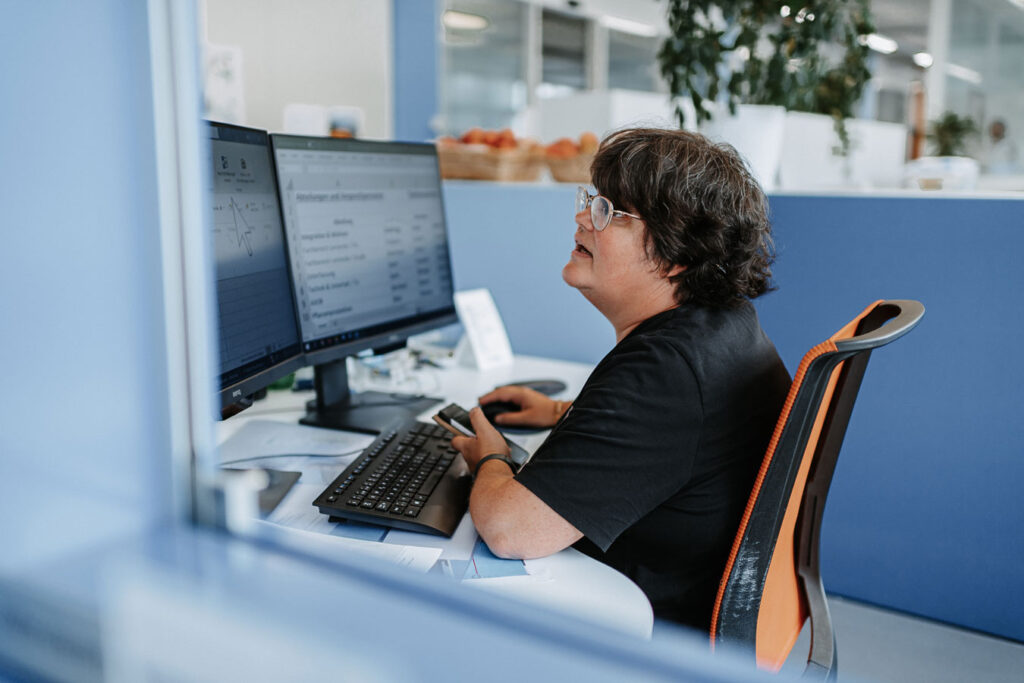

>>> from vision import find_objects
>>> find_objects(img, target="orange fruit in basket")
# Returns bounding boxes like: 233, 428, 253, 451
496, 128, 517, 148
462, 127, 486, 145
579, 132, 599, 154
546, 138, 580, 159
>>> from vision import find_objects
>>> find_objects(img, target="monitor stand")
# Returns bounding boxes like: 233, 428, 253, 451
299, 358, 442, 435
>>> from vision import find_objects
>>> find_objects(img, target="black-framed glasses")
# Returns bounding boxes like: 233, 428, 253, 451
575, 186, 642, 231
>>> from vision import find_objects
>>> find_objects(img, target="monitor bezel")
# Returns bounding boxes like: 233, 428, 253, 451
207, 120, 305, 412
269, 134, 459, 368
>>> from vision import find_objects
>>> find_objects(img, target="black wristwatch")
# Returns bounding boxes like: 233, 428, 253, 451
474, 453, 518, 478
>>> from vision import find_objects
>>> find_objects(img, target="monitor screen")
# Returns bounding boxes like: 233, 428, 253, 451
207, 121, 303, 411
270, 136, 457, 364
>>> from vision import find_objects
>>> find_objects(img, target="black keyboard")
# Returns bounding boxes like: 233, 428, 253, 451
313, 419, 471, 537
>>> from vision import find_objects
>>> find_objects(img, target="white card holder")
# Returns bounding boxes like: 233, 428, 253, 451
453, 288, 514, 370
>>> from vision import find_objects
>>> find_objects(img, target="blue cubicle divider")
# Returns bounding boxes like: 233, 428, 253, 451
444, 182, 1024, 642
0, 0, 175, 568
444, 182, 616, 363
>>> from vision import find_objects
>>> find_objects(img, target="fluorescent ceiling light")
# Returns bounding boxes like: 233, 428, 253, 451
946, 62, 983, 84
861, 33, 899, 54
913, 52, 933, 68
442, 10, 489, 31
1007, 0, 1024, 10
600, 15, 660, 37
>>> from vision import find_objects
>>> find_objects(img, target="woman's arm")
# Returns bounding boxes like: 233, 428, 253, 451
451, 407, 582, 558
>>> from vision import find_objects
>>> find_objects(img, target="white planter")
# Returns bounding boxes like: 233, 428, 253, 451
777, 113, 909, 191
700, 104, 786, 192
778, 111, 846, 190
904, 156, 980, 191
530, 90, 685, 142
847, 119, 908, 189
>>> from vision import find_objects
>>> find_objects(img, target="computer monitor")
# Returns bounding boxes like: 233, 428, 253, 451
206, 121, 304, 417
271, 135, 458, 433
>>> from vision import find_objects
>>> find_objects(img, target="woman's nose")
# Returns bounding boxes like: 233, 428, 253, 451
576, 209, 594, 231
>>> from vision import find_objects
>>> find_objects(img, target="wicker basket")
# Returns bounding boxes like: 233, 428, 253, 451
437, 144, 544, 182
546, 153, 595, 184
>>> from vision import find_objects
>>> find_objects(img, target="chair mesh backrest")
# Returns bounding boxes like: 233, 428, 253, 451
710, 301, 883, 670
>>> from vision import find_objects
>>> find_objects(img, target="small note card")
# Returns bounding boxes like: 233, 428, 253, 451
453, 288, 514, 370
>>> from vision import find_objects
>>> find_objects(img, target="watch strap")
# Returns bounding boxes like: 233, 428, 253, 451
474, 453, 517, 478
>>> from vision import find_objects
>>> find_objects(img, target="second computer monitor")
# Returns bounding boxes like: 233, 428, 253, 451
208, 121, 303, 416
271, 135, 458, 432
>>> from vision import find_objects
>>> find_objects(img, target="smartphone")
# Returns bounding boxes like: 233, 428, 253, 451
433, 402, 531, 467
433, 403, 475, 438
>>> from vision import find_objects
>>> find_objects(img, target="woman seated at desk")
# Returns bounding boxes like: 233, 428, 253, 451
450, 128, 791, 632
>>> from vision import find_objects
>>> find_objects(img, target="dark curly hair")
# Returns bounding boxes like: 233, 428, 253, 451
589, 128, 775, 309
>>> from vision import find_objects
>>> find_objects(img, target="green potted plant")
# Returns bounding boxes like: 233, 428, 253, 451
658, 0, 875, 188
927, 111, 978, 157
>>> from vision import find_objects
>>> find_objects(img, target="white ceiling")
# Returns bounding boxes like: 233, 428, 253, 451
871, 0, 932, 55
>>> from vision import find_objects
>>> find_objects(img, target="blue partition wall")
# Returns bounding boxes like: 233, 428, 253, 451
444, 183, 1024, 642
0, 0, 174, 568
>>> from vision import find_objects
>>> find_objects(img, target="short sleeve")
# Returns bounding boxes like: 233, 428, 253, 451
514, 336, 703, 551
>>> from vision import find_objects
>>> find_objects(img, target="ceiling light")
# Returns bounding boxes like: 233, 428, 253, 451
1007, 0, 1024, 10
600, 15, 660, 37
913, 52, 934, 68
860, 33, 899, 54
442, 10, 489, 31
946, 62, 983, 84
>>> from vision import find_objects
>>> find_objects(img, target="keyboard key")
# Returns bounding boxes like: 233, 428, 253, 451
417, 472, 443, 496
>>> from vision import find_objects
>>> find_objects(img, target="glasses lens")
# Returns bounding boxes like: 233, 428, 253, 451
591, 196, 612, 230
575, 186, 589, 214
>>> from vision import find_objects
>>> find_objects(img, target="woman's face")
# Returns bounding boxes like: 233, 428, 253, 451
562, 196, 673, 316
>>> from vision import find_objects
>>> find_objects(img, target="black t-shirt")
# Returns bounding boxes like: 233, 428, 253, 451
514, 302, 790, 631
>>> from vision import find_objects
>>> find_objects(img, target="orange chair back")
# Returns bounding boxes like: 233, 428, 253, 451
710, 300, 924, 676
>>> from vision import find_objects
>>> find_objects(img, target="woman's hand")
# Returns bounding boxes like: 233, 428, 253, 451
450, 407, 510, 473
478, 385, 567, 429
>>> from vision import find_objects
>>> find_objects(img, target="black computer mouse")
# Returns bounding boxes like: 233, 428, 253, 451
507, 378, 568, 396
481, 400, 522, 425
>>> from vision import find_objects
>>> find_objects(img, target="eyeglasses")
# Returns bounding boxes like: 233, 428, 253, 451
575, 186, 642, 231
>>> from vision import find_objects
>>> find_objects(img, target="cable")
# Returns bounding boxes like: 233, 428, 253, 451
219, 448, 363, 467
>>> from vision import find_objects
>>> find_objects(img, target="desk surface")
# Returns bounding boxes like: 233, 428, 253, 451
218, 354, 654, 639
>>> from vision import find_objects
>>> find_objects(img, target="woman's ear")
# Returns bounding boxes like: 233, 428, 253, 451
666, 264, 686, 278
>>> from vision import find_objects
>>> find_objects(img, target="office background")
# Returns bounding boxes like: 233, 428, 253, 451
2, 0, 1023, 679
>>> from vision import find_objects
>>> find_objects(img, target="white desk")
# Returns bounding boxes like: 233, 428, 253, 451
217, 354, 654, 639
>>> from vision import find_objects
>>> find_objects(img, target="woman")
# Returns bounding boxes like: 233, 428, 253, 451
451, 128, 791, 631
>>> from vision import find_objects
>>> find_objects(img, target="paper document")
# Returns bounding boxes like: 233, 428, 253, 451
255, 520, 441, 573
218, 419, 374, 464
462, 538, 528, 579
383, 513, 478, 560
435, 538, 528, 581
267, 483, 387, 542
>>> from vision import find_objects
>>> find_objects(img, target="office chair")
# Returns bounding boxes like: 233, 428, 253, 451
710, 299, 925, 680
